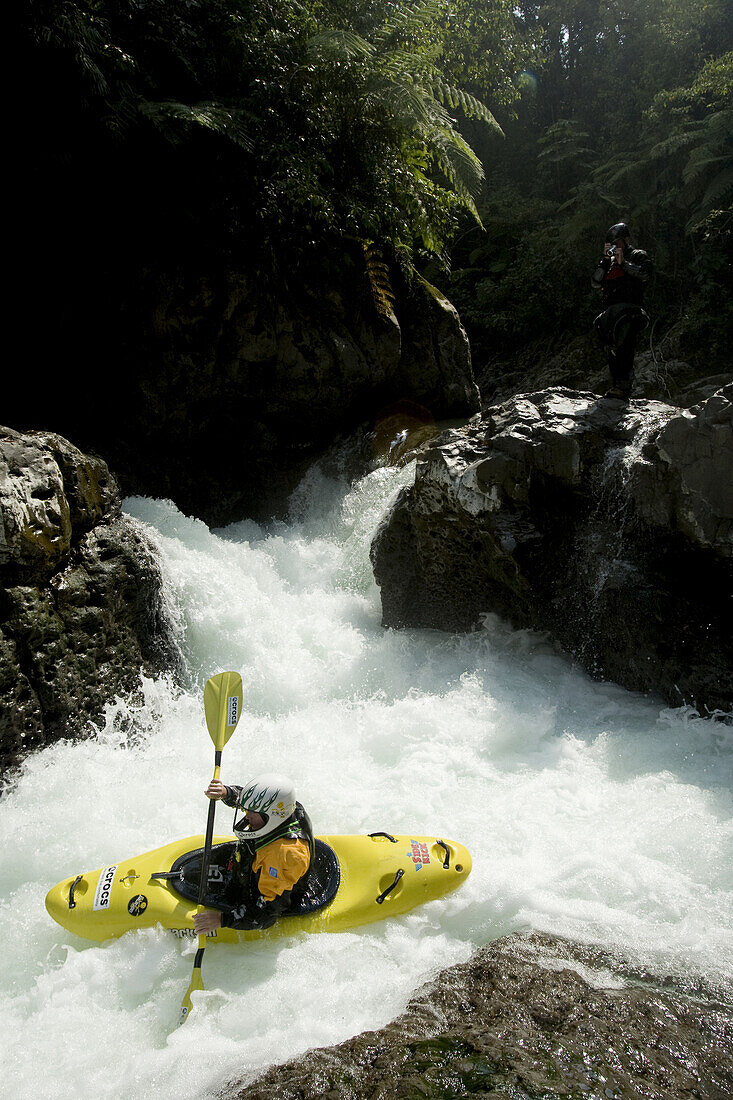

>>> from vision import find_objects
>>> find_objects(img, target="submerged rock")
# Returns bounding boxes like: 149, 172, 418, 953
0, 427, 178, 773
371, 386, 733, 711
227, 932, 732, 1100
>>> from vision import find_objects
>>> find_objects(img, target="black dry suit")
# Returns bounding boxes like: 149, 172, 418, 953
592, 245, 653, 395
216, 789, 316, 931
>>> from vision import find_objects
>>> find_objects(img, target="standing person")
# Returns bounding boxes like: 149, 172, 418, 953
193, 773, 314, 934
592, 221, 652, 400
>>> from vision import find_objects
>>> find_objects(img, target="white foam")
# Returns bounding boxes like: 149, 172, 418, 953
1, 459, 731, 1098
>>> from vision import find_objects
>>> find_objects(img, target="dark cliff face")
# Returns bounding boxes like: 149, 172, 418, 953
228, 932, 733, 1100
371, 386, 733, 713
7, 259, 479, 526
0, 427, 179, 774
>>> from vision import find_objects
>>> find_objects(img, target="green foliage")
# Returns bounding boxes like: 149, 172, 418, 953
18, 0, 731, 381
298, 3, 504, 255
19, 0, 516, 280
440, 3, 733, 374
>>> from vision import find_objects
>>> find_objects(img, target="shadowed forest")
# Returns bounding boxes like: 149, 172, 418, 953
16, 0, 732, 422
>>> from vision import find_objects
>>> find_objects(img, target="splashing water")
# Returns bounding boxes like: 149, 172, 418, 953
1, 457, 731, 1099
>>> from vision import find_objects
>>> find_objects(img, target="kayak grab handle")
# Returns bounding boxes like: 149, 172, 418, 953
368, 832, 398, 843
376, 869, 404, 904
68, 875, 83, 909
436, 840, 450, 869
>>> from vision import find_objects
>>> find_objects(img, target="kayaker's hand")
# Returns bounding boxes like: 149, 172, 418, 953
205, 779, 227, 800
194, 909, 222, 934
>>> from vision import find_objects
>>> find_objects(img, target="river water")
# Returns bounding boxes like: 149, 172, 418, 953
1, 456, 732, 1098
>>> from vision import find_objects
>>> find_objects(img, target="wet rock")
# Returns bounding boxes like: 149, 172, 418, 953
226, 932, 733, 1100
370, 386, 733, 711
7, 263, 479, 526
0, 427, 178, 773
476, 330, 713, 414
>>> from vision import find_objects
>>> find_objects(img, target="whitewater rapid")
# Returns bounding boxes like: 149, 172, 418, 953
1, 457, 731, 1099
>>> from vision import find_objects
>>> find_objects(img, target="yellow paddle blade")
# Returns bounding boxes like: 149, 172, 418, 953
204, 671, 243, 752
178, 957, 205, 1027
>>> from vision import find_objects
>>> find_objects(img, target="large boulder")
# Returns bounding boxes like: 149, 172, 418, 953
371, 386, 733, 711
229, 932, 732, 1100
0, 427, 178, 772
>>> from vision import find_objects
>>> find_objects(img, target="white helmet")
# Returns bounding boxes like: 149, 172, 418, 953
233, 773, 297, 842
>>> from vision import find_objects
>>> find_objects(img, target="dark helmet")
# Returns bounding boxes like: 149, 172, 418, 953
607, 222, 631, 242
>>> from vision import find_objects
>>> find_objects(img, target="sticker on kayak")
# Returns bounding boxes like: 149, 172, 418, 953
170, 928, 218, 939
407, 841, 431, 870
128, 894, 148, 916
93, 865, 118, 911
227, 695, 239, 726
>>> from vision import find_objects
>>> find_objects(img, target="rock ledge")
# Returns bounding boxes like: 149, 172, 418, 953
228, 932, 732, 1100
1, 427, 178, 772
371, 386, 733, 711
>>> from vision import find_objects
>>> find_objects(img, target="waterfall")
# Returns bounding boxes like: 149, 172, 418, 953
1, 454, 730, 1100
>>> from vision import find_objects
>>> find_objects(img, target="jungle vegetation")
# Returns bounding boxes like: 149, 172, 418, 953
436, 0, 733, 384
18, 0, 733, 391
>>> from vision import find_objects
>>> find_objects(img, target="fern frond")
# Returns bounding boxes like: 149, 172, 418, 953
603, 158, 652, 187
365, 77, 432, 127
378, 48, 430, 80
429, 75, 502, 133
439, 127, 484, 195
430, 130, 483, 222
306, 29, 375, 62
649, 126, 704, 159
363, 241, 396, 319
373, 0, 445, 46
139, 100, 252, 150
683, 153, 731, 184
689, 166, 733, 227
38, 5, 110, 95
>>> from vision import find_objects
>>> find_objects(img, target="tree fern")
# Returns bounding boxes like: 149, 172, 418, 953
303, 3, 500, 254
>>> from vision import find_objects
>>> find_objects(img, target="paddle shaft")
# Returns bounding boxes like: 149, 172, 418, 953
198, 751, 222, 907
178, 671, 242, 1027
179, 753, 222, 1022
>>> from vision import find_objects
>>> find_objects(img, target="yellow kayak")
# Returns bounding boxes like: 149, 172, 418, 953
45, 831, 472, 944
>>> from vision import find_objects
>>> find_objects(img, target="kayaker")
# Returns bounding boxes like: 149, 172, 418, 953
193, 773, 315, 934
591, 221, 652, 400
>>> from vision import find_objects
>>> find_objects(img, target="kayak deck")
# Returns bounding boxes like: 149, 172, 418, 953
45, 832, 472, 944
167, 838, 341, 914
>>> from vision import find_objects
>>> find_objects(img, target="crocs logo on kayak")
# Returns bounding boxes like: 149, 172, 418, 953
93, 865, 118, 910
407, 841, 430, 870
227, 696, 239, 727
